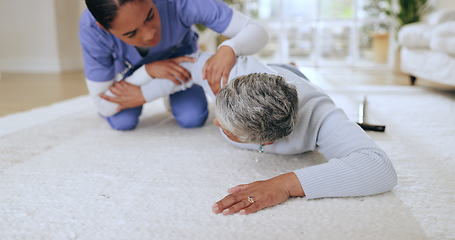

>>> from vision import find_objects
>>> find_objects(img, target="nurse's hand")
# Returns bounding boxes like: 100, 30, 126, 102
145, 56, 195, 85
203, 46, 236, 95
100, 81, 146, 111
211, 173, 305, 215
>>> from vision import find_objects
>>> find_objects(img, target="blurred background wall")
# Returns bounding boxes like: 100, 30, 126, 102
0, 0, 85, 73
0, 0, 453, 73
438, 0, 455, 8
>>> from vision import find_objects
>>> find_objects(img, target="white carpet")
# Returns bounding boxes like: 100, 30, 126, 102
0, 86, 454, 240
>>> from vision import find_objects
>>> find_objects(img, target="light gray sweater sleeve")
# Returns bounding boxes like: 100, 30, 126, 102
293, 109, 397, 199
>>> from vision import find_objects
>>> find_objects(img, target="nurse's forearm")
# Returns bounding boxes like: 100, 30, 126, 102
84, 67, 153, 117
219, 10, 268, 56
125, 65, 152, 85
85, 79, 119, 116
85, 72, 156, 116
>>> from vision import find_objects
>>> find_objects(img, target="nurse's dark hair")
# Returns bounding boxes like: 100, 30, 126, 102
85, 0, 142, 29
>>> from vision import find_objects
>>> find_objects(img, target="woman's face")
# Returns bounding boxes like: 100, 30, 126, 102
108, 0, 161, 47
213, 118, 274, 145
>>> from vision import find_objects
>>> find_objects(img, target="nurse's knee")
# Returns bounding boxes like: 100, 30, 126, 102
170, 85, 208, 128
106, 108, 142, 131
175, 108, 208, 128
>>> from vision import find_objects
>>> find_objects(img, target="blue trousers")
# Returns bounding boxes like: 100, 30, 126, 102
106, 84, 208, 131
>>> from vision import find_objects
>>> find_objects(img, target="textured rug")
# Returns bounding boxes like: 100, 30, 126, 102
0, 86, 454, 240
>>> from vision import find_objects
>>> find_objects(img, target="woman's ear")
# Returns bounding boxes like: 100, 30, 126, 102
212, 118, 221, 127
95, 22, 108, 31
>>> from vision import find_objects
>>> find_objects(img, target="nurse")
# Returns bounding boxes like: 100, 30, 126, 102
80, 0, 268, 130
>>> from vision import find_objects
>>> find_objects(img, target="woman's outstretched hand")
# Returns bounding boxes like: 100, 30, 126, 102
212, 172, 305, 215
100, 81, 145, 111
203, 45, 236, 95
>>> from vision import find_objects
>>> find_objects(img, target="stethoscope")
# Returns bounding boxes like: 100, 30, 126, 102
118, 30, 195, 80
120, 60, 134, 80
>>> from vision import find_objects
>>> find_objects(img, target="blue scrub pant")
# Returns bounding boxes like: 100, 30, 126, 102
106, 84, 208, 131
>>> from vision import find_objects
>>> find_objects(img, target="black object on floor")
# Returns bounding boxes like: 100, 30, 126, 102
357, 96, 386, 132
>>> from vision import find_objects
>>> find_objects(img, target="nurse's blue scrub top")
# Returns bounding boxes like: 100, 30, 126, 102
79, 0, 233, 82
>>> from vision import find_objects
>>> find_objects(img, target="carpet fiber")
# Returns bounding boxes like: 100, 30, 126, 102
0, 86, 454, 240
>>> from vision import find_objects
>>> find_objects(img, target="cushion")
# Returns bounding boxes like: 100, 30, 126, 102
425, 9, 455, 25
430, 22, 455, 55
398, 23, 432, 49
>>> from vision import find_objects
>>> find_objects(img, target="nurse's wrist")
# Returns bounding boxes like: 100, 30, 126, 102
218, 41, 237, 56
144, 63, 157, 79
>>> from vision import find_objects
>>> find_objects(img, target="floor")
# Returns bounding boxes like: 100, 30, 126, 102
1, 83, 453, 239
0, 71, 87, 117
0, 68, 414, 117
1, 70, 454, 239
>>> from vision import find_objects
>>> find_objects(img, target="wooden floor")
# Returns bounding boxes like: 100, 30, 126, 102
0, 68, 413, 117
0, 71, 87, 117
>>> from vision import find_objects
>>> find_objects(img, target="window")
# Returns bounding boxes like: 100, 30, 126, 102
240, 0, 395, 68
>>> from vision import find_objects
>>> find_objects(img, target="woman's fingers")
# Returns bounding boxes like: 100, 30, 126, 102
208, 69, 222, 94
170, 63, 191, 82
165, 73, 182, 85
113, 81, 126, 90
228, 184, 247, 194
202, 62, 208, 81
222, 198, 253, 215
109, 81, 134, 96
100, 94, 121, 104
213, 192, 265, 215
173, 56, 195, 64
213, 175, 295, 215
239, 200, 262, 215
212, 193, 246, 214
109, 86, 124, 96
222, 71, 229, 88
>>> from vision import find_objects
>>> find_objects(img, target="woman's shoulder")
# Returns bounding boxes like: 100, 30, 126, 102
79, 9, 96, 29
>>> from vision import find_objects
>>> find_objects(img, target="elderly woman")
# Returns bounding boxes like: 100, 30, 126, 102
105, 52, 398, 215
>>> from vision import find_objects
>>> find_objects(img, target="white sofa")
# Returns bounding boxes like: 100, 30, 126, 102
398, 10, 455, 86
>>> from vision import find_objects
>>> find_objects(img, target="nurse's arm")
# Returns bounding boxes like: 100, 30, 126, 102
185, 52, 277, 100
130, 53, 218, 104
130, 52, 274, 106
138, 53, 217, 103
84, 67, 155, 117
203, 10, 268, 94
85, 78, 120, 116
218, 10, 268, 56
85, 65, 190, 116
84, 63, 156, 116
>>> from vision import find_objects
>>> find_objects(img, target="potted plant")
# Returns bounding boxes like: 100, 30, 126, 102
367, 0, 432, 27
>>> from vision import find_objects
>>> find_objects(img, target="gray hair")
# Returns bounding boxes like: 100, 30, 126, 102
215, 73, 298, 144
